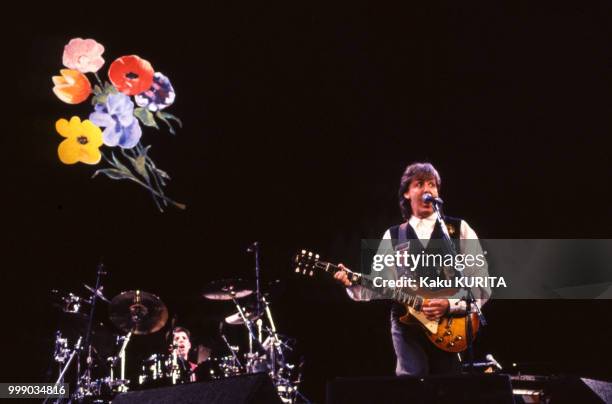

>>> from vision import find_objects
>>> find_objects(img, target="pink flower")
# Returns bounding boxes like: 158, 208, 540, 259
62, 38, 105, 73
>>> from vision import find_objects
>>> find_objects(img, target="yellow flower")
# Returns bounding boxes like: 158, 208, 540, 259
56, 116, 103, 165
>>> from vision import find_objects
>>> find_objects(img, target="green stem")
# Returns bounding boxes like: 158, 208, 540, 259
124, 175, 186, 211
137, 143, 168, 206
93, 72, 104, 87
102, 151, 185, 211
122, 146, 162, 211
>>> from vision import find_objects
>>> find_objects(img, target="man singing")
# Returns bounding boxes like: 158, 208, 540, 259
334, 162, 490, 376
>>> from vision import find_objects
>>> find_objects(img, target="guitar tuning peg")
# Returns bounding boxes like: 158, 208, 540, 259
309, 270, 314, 276
295, 267, 300, 273
308, 252, 313, 257
315, 254, 319, 259
301, 249, 306, 254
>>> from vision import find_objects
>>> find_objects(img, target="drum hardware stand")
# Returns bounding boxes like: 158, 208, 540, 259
219, 322, 245, 370
81, 262, 107, 388
256, 318, 263, 343
112, 330, 132, 391
43, 337, 82, 404
246, 241, 262, 320
170, 344, 180, 384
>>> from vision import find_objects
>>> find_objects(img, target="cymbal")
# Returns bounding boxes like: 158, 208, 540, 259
202, 279, 253, 301
109, 290, 168, 335
225, 308, 262, 325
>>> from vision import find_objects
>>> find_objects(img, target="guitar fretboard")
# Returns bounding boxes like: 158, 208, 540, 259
309, 260, 424, 309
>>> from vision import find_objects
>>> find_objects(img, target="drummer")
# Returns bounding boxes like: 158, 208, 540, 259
172, 326, 198, 380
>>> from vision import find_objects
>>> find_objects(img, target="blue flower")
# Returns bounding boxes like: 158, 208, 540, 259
89, 93, 142, 149
134, 72, 176, 112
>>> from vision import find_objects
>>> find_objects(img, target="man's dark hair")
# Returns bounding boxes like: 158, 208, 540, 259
173, 326, 191, 340
398, 162, 442, 220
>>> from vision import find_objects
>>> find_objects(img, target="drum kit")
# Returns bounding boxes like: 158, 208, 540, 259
47, 261, 304, 403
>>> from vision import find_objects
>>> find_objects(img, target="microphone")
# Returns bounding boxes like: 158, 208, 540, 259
486, 354, 503, 370
422, 193, 443, 205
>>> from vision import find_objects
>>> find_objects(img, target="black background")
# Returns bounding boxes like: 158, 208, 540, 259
3, 2, 612, 402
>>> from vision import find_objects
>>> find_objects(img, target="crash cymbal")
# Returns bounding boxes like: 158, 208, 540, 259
202, 279, 253, 301
224, 309, 262, 325
109, 290, 168, 335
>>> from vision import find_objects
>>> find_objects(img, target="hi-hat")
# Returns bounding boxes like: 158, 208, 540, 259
225, 308, 262, 325
202, 279, 253, 301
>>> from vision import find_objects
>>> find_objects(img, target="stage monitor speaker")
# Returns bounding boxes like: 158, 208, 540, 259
113, 373, 282, 404
547, 377, 612, 404
327, 374, 514, 404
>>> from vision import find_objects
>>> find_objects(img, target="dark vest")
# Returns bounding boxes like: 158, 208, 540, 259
388, 216, 462, 317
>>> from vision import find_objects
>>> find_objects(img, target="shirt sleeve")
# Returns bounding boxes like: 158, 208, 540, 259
346, 229, 393, 301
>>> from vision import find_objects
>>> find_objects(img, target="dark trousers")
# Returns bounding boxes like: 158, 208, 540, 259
390, 313, 461, 376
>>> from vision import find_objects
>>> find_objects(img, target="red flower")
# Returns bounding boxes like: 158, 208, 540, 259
108, 55, 154, 96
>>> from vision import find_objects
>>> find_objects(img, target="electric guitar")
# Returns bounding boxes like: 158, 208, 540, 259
293, 250, 479, 353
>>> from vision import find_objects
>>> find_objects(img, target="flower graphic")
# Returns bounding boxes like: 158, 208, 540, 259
89, 93, 142, 149
108, 55, 154, 96
52, 38, 185, 211
135, 72, 176, 112
62, 38, 105, 73
56, 116, 103, 165
52, 69, 92, 104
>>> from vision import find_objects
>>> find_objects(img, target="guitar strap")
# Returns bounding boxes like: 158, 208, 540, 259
394, 222, 411, 278
397, 222, 408, 247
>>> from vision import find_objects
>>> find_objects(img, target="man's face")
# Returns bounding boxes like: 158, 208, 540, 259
403, 177, 439, 218
173, 331, 191, 359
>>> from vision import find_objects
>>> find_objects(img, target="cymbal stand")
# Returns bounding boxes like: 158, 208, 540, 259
247, 242, 262, 319
231, 295, 260, 357
117, 331, 132, 389
262, 296, 277, 338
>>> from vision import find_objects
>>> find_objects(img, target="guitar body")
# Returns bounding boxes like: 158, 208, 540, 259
399, 305, 479, 353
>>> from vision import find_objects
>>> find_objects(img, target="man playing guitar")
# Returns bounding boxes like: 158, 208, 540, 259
334, 162, 490, 376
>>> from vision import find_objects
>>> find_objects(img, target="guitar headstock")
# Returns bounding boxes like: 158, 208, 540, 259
294, 249, 321, 277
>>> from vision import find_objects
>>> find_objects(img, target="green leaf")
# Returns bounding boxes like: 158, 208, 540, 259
134, 107, 159, 129
104, 82, 118, 94
91, 94, 107, 106
92, 168, 132, 181
155, 111, 182, 135
123, 146, 150, 181
155, 168, 171, 180
93, 85, 103, 95
110, 152, 132, 174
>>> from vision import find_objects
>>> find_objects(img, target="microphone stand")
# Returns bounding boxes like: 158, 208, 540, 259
430, 201, 486, 373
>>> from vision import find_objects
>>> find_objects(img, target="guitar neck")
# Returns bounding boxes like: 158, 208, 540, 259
313, 260, 424, 309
